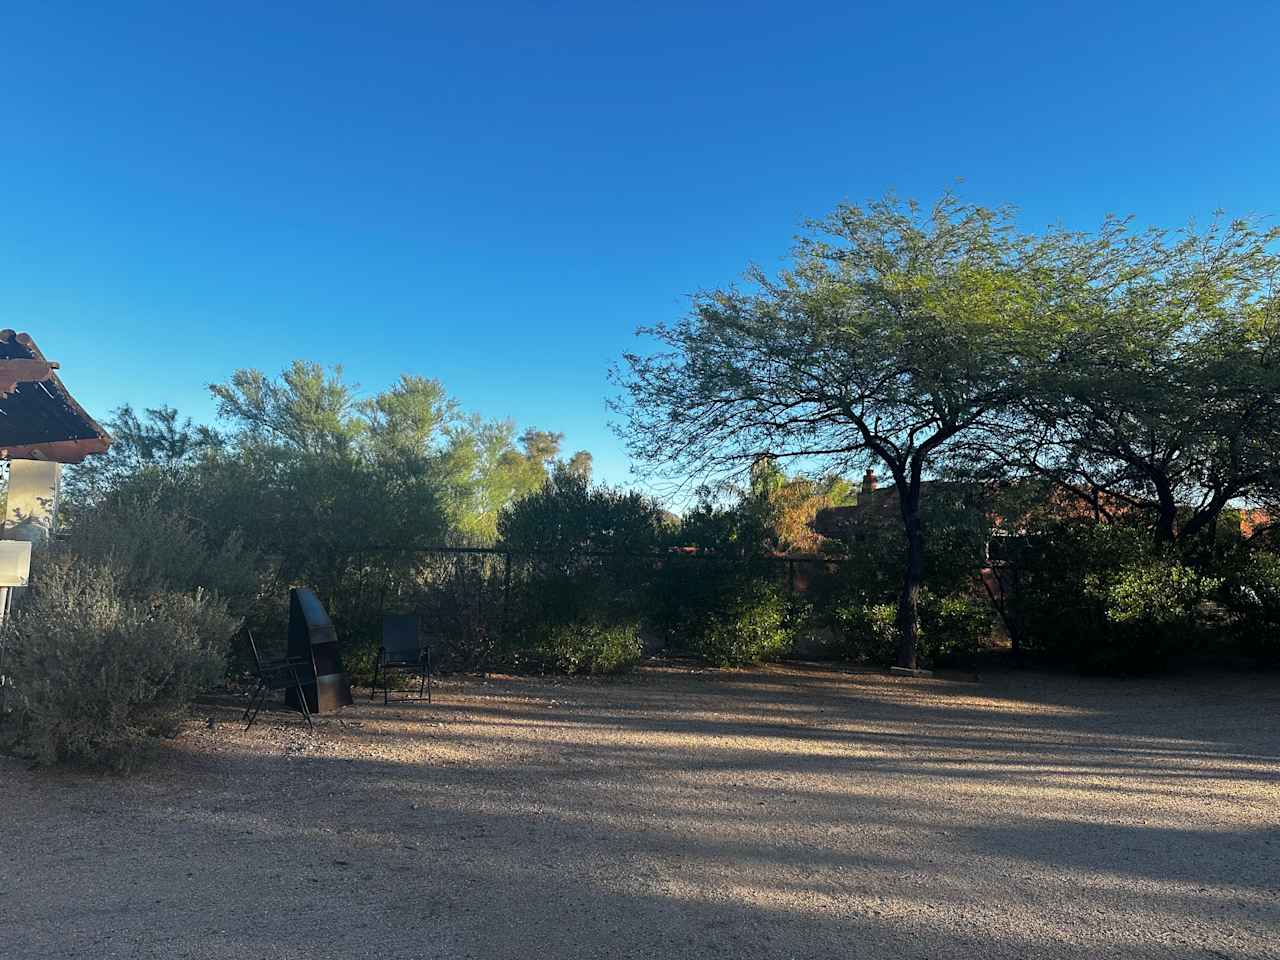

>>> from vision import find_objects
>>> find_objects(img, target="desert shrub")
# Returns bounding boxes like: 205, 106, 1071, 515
488, 466, 665, 673
1005, 521, 1218, 673
535, 619, 643, 674
61, 483, 261, 607
1220, 549, 1280, 662
832, 591, 991, 667
62, 476, 269, 678
518, 567, 647, 674
831, 601, 899, 665
0, 558, 239, 771
690, 577, 794, 667
918, 592, 992, 665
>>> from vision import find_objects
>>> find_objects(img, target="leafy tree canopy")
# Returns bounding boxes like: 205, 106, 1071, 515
615, 192, 1051, 667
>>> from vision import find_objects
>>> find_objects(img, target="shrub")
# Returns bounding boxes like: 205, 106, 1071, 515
1, 558, 239, 771
833, 591, 991, 667
535, 620, 643, 674
1083, 559, 1218, 673
918, 592, 992, 665
1004, 522, 1218, 673
831, 601, 899, 665
61, 484, 260, 608
1221, 550, 1280, 662
692, 578, 794, 667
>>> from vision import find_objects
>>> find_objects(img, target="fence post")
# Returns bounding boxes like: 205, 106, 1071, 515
502, 551, 512, 634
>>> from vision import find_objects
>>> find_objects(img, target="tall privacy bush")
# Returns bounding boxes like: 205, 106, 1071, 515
833, 590, 991, 667
1221, 549, 1280, 662
1003, 521, 1218, 673
496, 466, 667, 673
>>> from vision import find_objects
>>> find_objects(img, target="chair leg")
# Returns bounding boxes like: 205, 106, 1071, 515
244, 683, 267, 731
285, 664, 314, 731
298, 684, 313, 730
418, 668, 426, 702
242, 679, 264, 724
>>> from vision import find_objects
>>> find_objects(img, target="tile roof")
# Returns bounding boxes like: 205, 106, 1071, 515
0, 330, 112, 463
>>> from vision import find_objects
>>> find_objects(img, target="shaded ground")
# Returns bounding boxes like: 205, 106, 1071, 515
2, 662, 1278, 959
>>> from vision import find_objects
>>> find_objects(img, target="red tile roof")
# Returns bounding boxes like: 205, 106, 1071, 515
0, 330, 112, 463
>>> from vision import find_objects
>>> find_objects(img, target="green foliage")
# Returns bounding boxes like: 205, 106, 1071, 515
58, 362, 597, 678
1220, 549, 1280, 661
826, 481, 991, 603
498, 465, 668, 557
497, 467, 666, 673
61, 404, 222, 507
1, 557, 238, 771
207, 362, 586, 545
61, 481, 260, 609
833, 591, 991, 667
2, 490, 251, 769
616, 192, 1055, 667
685, 576, 794, 667
210, 361, 364, 454
918, 592, 993, 664
1003, 521, 1219, 673
535, 620, 643, 675
995, 216, 1280, 546
831, 601, 899, 665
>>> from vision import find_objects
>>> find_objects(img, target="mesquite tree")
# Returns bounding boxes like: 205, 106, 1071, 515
614, 194, 1045, 669
1012, 217, 1280, 547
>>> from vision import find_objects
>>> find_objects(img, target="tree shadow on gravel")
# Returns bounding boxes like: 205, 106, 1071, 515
5, 665, 1279, 960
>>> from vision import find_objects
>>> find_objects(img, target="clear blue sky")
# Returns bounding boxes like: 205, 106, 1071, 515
2, 2, 1277, 491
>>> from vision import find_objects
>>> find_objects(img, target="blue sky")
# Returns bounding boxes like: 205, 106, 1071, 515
2, 1, 1277, 492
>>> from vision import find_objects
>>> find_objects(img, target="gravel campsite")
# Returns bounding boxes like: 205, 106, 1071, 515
4, 663, 1277, 960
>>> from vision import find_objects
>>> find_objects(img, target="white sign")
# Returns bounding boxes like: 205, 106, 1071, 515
0, 540, 32, 587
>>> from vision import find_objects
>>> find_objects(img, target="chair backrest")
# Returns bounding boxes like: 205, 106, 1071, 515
382, 614, 420, 660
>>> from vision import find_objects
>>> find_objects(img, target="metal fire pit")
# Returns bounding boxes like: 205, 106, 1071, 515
284, 587, 353, 715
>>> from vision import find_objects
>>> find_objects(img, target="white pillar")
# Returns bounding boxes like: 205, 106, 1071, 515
4, 459, 62, 542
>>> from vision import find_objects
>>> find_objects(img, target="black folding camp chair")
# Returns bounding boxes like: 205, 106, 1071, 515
243, 629, 315, 730
372, 614, 432, 705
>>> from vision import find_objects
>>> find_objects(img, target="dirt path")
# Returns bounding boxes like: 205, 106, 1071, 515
2, 663, 1278, 959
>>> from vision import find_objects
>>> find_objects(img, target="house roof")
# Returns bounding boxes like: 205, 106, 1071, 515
812, 481, 960, 539
0, 330, 112, 463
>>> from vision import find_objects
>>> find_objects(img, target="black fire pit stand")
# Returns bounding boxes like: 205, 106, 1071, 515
284, 587, 353, 716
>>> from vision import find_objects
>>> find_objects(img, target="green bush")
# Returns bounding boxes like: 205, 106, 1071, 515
535, 619, 643, 674
60, 485, 260, 608
918, 592, 993, 665
833, 591, 991, 667
1, 558, 239, 771
1084, 559, 1217, 673
1005, 522, 1217, 673
831, 601, 899, 665
691, 579, 794, 667
1221, 550, 1280, 662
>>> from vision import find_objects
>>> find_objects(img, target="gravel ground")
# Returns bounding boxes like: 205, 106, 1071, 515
2, 662, 1278, 959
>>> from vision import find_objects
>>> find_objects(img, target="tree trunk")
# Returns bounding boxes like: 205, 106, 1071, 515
1178, 489, 1233, 546
1152, 474, 1178, 545
895, 475, 924, 670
